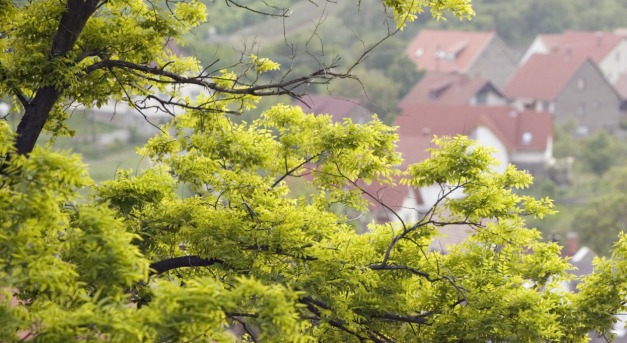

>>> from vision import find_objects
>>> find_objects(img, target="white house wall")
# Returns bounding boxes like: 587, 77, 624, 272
411, 126, 508, 215
509, 151, 547, 164
599, 39, 627, 83
398, 188, 424, 223
474, 126, 510, 174
519, 37, 548, 66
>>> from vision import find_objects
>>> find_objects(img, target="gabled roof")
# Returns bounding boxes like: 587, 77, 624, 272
504, 54, 591, 101
395, 104, 552, 156
398, 72, 503, 109
539, 30, 624, 63
296, 94, 370, 123
405, 30, 496, 73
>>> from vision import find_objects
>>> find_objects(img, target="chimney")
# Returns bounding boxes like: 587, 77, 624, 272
566, 232, 579, 256
596, 31, 603, 46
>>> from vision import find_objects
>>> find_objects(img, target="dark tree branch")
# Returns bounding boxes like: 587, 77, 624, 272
83, 59, 347, 97
149, 255, 224, 275
13, 89, 30, 109
225, 0, 290, 18
271, 153, 321, 188
368, 263, 434, 281
300, 296, 427, 342
380, 312, 429, 325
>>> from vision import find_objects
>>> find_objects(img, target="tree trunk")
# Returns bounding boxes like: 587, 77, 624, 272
14, 0, 100, 155
15, 88, 61, 155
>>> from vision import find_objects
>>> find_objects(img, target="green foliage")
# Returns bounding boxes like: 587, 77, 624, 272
569, 166, 627, 256
4, 110, 627, 341
579, 129, 625, 176
4, 0, 627, 341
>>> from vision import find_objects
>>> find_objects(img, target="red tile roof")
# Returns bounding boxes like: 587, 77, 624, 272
361, 178, 423, 217
405, 30, 495, 73
504, 54, 589, 101
395, 104, 552, 155
539, 30, 624, 63
398, 72, 499, 109
296, 94, 369, 122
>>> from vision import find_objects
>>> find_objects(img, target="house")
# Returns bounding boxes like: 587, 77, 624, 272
367, 104, 553, 224
365, 104, 551, 252
520, 30, 627, 84
295, 94, 372, 123
505, 54, 624, 134
398, 71, 507, 111
397, 104, 553, 176
404, 30, 518, 87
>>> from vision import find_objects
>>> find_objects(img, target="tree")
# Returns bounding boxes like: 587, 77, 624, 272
4, 0, 627, 342
0, 0, 473, 157
573, 166, 627, 255
579, 129, 625, 177
4, 115, 627, 341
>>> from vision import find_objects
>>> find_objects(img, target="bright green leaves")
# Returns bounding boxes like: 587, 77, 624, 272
382, 0, 475, 29
250, 54, 281, 73
0, 124, 151, 341
66, 205, 149, 297
567, 233, 627, 340
405, 135, 499, 188
139, 277, 310, 343
0, 0, 208, 140
404, 136, 555, 221
96, 167, 176, 216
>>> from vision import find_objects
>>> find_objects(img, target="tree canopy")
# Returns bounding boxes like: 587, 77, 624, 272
3, 0, 627, 342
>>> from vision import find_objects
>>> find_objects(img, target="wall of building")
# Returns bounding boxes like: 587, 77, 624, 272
555, 62, 622, 133
468, 38, 518, 88
599, 40, 627, 83
473, 126, 510, 174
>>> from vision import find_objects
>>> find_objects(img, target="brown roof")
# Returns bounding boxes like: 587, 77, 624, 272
296, 94, 370, 122
405, 30, 495, 73
395, 104, 552, 155
539, 30, 624, 63
504, 54, 590, 101
362, 179, 423, 218
398, 72, 501, 109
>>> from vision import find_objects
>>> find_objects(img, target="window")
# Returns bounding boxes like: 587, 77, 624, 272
476, 91, 487, 105
415, 48, 424, 58
522, 132, 533, 145
577, 77, 586, 91
577, 103, 587, 116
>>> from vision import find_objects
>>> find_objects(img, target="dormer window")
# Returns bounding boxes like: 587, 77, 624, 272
435, 50, 447, 60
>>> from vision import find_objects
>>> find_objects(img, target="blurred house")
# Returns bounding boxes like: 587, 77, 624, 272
398, 71, 507, 111
505, 54, 624, 134
367, 104, 553, 224
520, 30, 627, 85
405, 30, 517, 87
